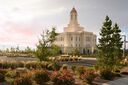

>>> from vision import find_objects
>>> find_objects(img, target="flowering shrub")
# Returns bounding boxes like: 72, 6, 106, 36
99, 69, 115, 80
81, 70, 96, 84
71, 66, 76, 73
77, 66, 85, 75
51, 70, 75, 85
13, 73, 32, 85
6, 70, 20, 78
33, 69, 50, 84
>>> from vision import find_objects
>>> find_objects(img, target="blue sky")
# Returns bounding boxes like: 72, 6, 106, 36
0, 0, 128, 50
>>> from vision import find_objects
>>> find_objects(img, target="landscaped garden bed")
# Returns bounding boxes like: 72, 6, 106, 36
0, 60, 127, 85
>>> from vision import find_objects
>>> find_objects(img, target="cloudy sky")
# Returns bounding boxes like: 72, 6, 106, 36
0, 0, 128, 49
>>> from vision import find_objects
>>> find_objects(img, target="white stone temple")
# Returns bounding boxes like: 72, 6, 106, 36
54, 7, 97, 54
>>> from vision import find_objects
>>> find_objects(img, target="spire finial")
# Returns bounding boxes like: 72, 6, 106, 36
70, 7, 77, 13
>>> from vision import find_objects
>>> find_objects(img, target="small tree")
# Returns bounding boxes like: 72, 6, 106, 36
112, 23, 123, 70
98, 16, 114, 69
50, 45, 60, 57
98, 16, 123, 70
16, 46, 19, 53
35, 28, 59, 61
25, 46, 31, 53
72, 48, 79, 56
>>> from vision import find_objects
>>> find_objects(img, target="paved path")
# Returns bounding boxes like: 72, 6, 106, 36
102, 76, 128, 85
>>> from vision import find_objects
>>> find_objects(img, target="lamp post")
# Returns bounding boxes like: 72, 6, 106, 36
122, 35, 126, 58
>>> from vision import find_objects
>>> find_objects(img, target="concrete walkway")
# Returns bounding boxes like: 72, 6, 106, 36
102, 76, 128, 85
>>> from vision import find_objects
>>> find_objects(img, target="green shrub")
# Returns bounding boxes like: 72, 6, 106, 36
33, 69, 50, 84
17, 61, 25, 68
53, 63, 61, 71
0, 73, 5, 82
77, 66, 85, 75
41, 61, 46, 68
121, 72, 128, 75
61, 64, 68, 70
25, 61, 31, 69
45, 62, 51, 69
99, 69, 115, 80
0, 61, 2, 68
94, 64, 100, 71
47, 64, 54, 70
69, 57, 73, 61
6, 70, 20, 78
71, 66, 76, 73
13, 73, 32, 85
81, 70, 96, 84
115, 73, 122, 77
86, 67, 95, 71
0, 69, 8, 75
51, 70, 75, 85
2, 61, 9, 69
10, 61, 18, 69
115, 70, 120, 73
31, 61, 39, 69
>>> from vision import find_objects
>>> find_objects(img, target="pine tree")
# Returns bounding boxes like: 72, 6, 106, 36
98, 16, 114, 69
112, 23, 123, 69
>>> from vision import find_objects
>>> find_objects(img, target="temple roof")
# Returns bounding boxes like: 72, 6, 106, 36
70, 7, 77, 13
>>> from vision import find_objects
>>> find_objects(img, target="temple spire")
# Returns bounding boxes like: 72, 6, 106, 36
69, 7, 78, 26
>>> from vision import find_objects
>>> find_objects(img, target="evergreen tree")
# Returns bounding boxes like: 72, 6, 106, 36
112, 23, 123, 69
98, 16, 123, 70
98, 16, 114, 69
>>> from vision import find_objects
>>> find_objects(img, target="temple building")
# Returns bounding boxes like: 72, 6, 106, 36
54, 7, 97, 54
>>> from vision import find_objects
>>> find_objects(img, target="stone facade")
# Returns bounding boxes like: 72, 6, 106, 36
53, 7, 97, 54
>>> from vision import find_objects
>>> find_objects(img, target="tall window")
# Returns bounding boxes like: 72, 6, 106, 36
61, 37, 64, 41
75, 15, 77, 20
56, 38, 58, 41
86, 36, 91, 41
63, 37, 64, 41
71, 15, 73, 20
76, 37, 77, 41
71, 37, 73, 41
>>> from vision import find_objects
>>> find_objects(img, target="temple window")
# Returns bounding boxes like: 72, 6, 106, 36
76, 37, 77, 41
71, 37, 73, 41
86, 36, 91, 41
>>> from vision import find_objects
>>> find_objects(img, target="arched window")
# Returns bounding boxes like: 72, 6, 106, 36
71, 15, 73, 20
71, 37, 73, 41
75, 15, 77, 20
